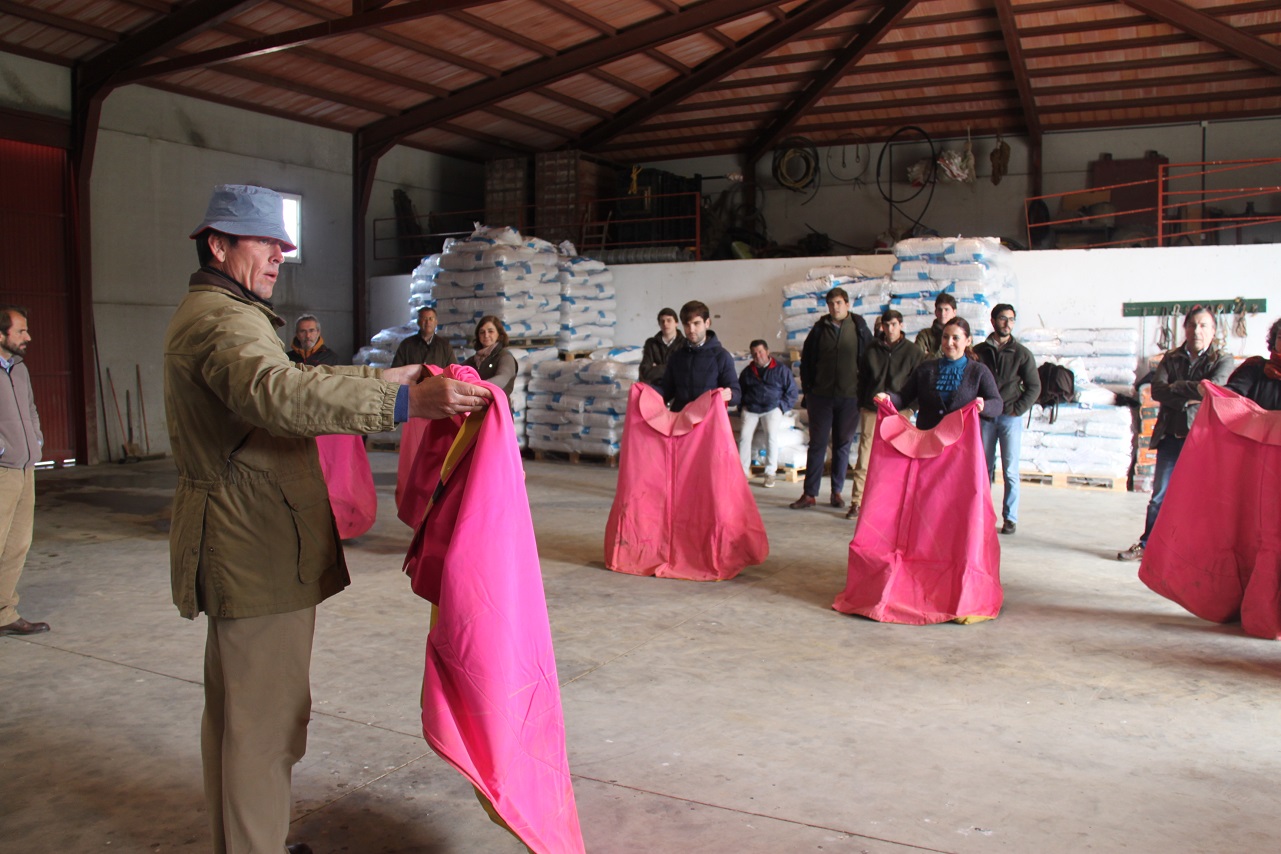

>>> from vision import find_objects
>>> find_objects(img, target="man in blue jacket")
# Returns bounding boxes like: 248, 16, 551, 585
656, 300, 740, 412
738, 340, 798, 488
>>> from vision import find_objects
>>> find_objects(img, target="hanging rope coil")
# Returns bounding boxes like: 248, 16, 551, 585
772, 137, 821, 203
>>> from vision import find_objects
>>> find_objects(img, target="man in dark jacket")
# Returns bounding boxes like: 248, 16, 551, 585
974, 303, 1041, 535
738, 339, 798, 488
1118, 305, 1234, 561
848, 309, 922, 519
391, 306, 456, 369
1225, 316, 1281, 411
287, 314, 341, 366
639, 307, 680, 385
914, 292, 958, 358
656, 300, 739, 412
791, 287, 872, 510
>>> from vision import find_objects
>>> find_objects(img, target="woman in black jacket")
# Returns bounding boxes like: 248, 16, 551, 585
881, 317, 1001, 429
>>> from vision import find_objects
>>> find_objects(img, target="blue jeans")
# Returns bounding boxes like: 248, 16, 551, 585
803, 395, 860, 498
1141, 434, 1185, 546
981, 414, 1023, 523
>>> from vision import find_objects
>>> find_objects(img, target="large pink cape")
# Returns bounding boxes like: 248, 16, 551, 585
1139, 382, 1281, 639
604, 384, 768, 581
401, 364, 585, 853
833, 398, 1002, 624
315, 434, 376, 539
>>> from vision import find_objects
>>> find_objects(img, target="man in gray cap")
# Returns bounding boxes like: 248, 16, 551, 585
166, 184, 492, 854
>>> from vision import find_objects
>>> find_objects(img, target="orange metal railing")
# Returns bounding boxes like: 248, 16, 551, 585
1025, 157, 1281, 250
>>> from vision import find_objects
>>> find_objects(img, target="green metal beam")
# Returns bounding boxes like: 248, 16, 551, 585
1121, 298, 1267, 317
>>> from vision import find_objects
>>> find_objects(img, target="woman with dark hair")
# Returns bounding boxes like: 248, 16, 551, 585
1118, 305, 1234, 562
837, 315, 1004, 625
463, 315, 518, 397
1225, 316, 1281, 410
879, 316, 1002, 429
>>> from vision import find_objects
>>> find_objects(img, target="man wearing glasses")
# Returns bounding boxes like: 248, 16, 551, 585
975, 304, 1040, 535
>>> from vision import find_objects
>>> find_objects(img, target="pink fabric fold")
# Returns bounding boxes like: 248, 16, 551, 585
1140, 382, 1281, 639
315, 433, 376, 539
833, 397, 1002, 624
402, 364, 585, 853
605, 384, 768, 581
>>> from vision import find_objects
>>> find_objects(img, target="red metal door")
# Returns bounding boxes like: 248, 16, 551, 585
0, 139, 77, 466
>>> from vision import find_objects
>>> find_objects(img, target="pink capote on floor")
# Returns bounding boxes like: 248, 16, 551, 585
604, 384, 768, 581
315, 434, 377, 539
401, 364, 585, 854
1139, 382, 1281, 639
833, 397, 1002, 624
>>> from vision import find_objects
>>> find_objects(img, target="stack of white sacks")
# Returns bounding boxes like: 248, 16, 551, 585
433, 225, 561, 342
1017, 327, 1141, 479
887, 236, 1014, 341
502, 345, 559, 448
526, 346, 637, 457
1020, 327, 1140, 397
558, 255, 617, 353
354, 254, 440, 368
781, 266, 892, 350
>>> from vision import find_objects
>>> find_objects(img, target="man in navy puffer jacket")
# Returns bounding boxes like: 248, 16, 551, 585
738, 340, 797, 487
654, 300, 740, 412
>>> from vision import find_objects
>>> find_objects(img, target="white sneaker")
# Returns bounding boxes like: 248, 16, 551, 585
763, 473, 777, 488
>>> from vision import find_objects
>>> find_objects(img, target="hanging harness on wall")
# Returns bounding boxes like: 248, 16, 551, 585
990, 133, 1011, 185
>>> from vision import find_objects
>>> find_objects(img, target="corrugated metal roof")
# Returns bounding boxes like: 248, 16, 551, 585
4, 0, 1281, 163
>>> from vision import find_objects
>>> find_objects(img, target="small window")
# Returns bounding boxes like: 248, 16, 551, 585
279, 191, 301, 263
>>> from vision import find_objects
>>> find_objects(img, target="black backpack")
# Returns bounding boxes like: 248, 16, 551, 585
1034, 362, 1075, 424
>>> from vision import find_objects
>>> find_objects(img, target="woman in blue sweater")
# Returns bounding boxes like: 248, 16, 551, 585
881, 317, 1001, 429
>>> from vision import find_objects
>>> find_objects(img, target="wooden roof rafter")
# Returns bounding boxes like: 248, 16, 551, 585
746, 0, 923, 165
574, 0, 862, 152
355, 0, 788, 162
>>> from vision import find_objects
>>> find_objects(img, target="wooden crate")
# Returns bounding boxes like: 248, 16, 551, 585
529, 448, 618, 468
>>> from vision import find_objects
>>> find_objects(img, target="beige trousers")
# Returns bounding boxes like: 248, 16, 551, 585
850, 407, 912, 506
203, 607, 316, 854
0, 467, 36, 626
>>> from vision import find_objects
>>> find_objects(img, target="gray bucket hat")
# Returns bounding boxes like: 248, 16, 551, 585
189, 184, 296, 252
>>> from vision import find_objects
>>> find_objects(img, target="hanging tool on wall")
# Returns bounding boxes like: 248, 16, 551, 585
136, 364, 152, 454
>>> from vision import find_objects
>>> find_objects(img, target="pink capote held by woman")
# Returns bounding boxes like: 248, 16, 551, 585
833, 397, 1002, 625
1140, 382, 1281, 639
605, 383, 768, 581
315, 434, 376, 539
401, 364, 585, 854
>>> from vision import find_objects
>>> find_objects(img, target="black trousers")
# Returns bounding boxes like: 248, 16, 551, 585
803, 394, 860, 498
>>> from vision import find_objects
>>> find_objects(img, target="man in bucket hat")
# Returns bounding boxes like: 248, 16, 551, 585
166, 184, 492, 854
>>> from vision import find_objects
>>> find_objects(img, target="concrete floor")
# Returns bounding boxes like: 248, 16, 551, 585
3, 453, 1280, 854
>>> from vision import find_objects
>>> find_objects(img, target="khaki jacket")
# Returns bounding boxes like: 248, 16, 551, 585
164, 271, 399, 619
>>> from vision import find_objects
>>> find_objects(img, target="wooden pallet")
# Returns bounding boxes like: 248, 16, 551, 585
749, 465, 804, 483
529, 448, 618, 468
1013, 471, 1127, 491
558, 349, 594, 361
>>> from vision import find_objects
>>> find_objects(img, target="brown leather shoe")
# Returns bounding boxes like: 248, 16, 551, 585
829, 493, 845, 508
845, 502, 859, 520
789, 494, 817, 509
0, 617, 51, 636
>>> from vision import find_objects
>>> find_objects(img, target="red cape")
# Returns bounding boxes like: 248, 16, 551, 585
1140, 382, 1281, 639
604, 384, 768, 580
401, 364, 585, 853
833, 397, 1002, 624
315, 433, 376, 539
